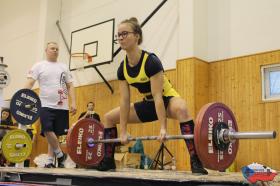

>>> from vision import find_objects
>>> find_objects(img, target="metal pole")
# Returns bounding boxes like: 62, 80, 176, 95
56, 20, 71, 54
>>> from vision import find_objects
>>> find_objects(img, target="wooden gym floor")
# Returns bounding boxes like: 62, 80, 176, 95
0, 167, 279, 186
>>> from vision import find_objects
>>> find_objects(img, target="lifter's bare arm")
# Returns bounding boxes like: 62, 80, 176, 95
119, 80, 130, 144
24, 78, 36, 89
67, 82, 77, 115
150, 71, 167, 142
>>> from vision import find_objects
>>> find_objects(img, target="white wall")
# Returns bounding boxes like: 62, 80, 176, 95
1, 0, 194, 98
194, 0, 208, 60
228, 0, 280, 60
36, 0, 61, 61
0, 0, 41, 99
57, 0, 194, 86
1, 0, 280, 99
178, 0, 194, 60
0, 0, 63, 99
195, 0, 280, 62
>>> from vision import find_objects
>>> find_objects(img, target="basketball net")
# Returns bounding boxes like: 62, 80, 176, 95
70, 53, 93, 71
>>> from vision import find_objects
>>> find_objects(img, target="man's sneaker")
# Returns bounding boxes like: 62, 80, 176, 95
44, 163, 56, 168
191, 155, 208, 175
96, 157, 116, 171
57, 153, 67, 168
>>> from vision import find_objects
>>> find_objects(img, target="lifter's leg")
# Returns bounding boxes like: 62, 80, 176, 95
167, 97, 208, 175
97, 104, 141, 171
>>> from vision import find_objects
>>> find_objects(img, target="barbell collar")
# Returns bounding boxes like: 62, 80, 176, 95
15, 143, 26, 149
25, 104, 32, 109
25, 103, 36, 109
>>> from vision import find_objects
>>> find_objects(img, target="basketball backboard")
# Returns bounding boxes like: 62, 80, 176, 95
69, 19, 115, 71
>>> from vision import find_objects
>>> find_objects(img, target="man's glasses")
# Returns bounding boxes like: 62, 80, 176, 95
115, 31, 135, 40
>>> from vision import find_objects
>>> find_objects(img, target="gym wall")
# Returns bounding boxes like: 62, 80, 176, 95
194, 0, 280, 62
55, 0, 192, 87
0, 0, 193, 98
0, 0, 41, 99
0, 0, 279, 171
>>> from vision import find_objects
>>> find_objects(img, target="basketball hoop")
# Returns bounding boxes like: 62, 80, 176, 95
71, 53, 93, 71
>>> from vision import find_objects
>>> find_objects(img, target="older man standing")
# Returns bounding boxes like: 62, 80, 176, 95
25, 42, 76, 168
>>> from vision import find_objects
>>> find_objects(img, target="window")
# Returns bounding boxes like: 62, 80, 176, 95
261, 64, 280, 101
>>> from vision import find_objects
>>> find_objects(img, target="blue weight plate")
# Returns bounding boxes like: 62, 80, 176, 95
10, 89, 41, 125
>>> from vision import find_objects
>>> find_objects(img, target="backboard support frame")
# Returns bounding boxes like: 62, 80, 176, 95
56, 0, 168, 94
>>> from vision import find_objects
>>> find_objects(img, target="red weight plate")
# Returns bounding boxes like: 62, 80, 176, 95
66, 118, 105, 167
195, 102, 239, 171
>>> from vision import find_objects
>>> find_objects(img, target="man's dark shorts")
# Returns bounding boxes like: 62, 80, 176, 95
40, 107, 69, 136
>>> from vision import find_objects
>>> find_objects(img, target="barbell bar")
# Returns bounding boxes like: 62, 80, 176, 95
223, 130, 276, 143
87, 131, 276, 144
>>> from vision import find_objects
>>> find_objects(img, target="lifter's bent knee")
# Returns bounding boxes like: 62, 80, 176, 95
44, 131, 54, 137
176, 105, 192, 122
104, 113, 118, 128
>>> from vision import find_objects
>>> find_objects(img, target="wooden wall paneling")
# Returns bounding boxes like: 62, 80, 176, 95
194, 58, 209, 115
175, 58, 209, 170
176, 58, 194, 170
209, 50, 280, 171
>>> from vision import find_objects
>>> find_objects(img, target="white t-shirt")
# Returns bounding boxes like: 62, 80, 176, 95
27, 60, 73, 110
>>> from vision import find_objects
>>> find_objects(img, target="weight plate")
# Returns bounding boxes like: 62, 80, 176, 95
2, 129, 32, 163
195, 102, 239, 171
66, 118, 105, 167
10, 89, 41, 125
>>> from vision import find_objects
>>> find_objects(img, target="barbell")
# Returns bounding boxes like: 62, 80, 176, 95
1, 89, 277, 171
66, 102, 277, 171
86, 131, 275, 144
